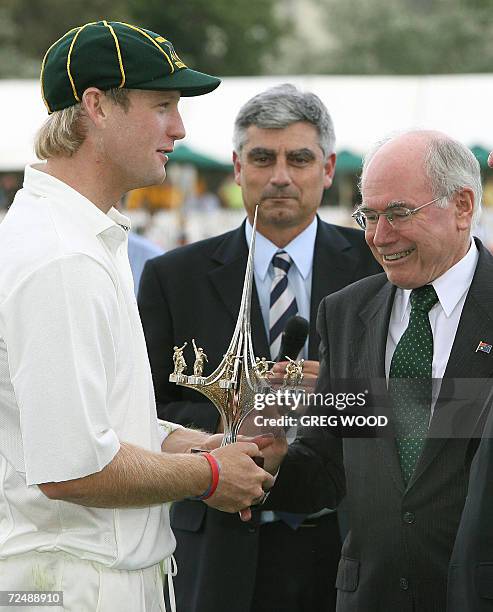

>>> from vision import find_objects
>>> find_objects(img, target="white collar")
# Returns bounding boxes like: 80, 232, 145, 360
244, 216, 318, 280
24, 164, 131, 243
396, 239, 478, 321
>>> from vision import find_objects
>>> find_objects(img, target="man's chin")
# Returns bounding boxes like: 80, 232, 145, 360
384, 268, 419, 290
260, 210, 298, 228
261, 197, 298, 210
134, 170, 166, 191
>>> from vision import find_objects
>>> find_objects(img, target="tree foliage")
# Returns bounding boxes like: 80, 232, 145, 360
2, 0, 493, 78
0, 0, 288, 78
127, 0, 288, 75
0, 0, 132, 77
313, 0, 493, 75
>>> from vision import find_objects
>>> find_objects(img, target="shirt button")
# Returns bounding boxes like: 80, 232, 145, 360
403, 511, 415, 524
400, 578, 409, 591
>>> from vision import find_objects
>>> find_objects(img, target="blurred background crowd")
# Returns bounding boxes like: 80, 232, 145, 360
2, 0, 493, 250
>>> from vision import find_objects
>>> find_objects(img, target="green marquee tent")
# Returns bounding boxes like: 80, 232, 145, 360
168, 144, 232, 171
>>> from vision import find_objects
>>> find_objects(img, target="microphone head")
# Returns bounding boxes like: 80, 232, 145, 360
277, 315, 309, 361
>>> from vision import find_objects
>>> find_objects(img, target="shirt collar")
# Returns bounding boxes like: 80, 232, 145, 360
24, 164, 131, 243
244, 216, 318, 280
395, 239, 478, 321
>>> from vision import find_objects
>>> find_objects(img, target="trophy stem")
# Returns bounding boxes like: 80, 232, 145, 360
170, 204, 272, 443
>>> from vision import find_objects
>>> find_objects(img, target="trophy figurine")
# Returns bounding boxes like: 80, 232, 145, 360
191, 339, 208, 380
283, 357, 304, 388
169, 204, 272, 445
254, 357, 274, 378
170, 342, 187, 381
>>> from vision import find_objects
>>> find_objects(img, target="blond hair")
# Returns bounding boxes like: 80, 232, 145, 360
34, 88, 130, 160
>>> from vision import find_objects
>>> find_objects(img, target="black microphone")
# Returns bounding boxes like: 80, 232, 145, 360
275, 315, 309, 362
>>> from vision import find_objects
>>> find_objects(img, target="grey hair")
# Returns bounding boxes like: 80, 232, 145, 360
233, 83, 336, 159
35, 88, 130, 160
426, 138, 482, 227
360, 131, 482, 228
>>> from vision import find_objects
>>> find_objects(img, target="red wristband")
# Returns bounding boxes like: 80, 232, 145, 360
193, 452, 220, 501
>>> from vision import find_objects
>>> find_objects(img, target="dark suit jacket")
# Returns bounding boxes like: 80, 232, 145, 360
268, 239, 493, 612
447, 381, 493, 610
138, 218, 381, 612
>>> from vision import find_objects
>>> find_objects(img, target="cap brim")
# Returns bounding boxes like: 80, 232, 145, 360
138, 67, 221, 97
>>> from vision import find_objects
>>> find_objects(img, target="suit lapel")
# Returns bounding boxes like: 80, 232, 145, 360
309, 221, 368, 359
354, 282, 406, 492
409, 241, 493, 489
207, 222, 270, 359
356, 281, 395, 380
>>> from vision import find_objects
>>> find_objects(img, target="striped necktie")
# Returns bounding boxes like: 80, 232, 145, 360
269, 251, 298, 360
389, 284, 439, 484
269, 250, 307, 528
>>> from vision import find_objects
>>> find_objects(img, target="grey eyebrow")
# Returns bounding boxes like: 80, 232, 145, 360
357, 201, 408, 212
287, 148, 316, 158
386, 201, 408, 210
247, 148, 275, 157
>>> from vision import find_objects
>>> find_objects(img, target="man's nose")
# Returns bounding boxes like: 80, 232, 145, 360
372, 214, 397, 245
270, 160, 292, 187
169, 109, 186, 142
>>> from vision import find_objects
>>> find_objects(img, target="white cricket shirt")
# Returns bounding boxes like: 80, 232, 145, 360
0, 165, 180, 570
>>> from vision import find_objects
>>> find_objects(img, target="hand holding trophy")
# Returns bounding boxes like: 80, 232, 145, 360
169, 205, 304, 516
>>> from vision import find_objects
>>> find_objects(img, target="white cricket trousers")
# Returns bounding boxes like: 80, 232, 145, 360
0, 551, 176, 611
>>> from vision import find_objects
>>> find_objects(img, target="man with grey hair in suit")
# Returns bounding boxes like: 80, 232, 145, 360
139, 83, 381, 612
266, 129, 493, 612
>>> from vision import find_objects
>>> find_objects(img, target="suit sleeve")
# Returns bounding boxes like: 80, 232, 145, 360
265, 297, 346, 512
138, 258, 220, 432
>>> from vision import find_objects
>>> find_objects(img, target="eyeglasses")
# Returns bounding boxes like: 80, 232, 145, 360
351, 196, 445, 231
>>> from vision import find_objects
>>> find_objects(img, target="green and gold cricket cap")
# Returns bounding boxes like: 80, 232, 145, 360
40, 20, 221, 113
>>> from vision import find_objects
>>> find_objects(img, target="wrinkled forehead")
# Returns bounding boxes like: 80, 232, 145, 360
242, 122, 321, 153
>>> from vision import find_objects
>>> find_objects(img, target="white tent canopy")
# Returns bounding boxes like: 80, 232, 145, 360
2, 74, 493, 171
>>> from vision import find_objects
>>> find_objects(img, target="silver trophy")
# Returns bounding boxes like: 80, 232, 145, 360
169, 205, 281, 445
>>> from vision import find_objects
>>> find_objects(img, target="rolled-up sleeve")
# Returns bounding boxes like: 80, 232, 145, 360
2, 254, 121, 485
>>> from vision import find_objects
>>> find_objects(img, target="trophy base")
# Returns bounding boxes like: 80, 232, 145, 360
187, 375, 206, 385
169, 373, 187, 383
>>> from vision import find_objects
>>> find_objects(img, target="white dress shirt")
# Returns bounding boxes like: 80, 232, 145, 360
245, 217, 333, 521
0, 165, 181, 570
385, 240, 478, 412
245, 217, 317, 359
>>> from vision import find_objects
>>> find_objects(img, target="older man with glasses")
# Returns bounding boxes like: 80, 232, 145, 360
266, 129, 493, 612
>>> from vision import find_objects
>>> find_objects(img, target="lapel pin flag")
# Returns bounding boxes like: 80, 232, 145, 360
476, 341, 492, 354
